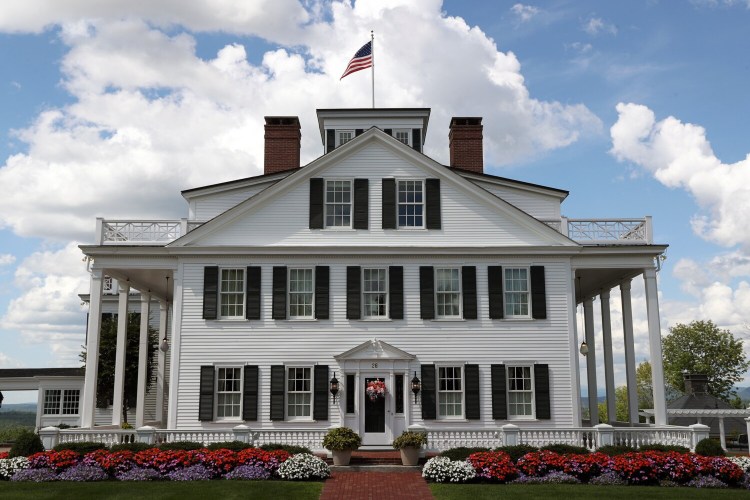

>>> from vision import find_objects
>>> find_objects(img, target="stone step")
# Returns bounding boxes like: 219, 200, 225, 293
324, 450, 434, 467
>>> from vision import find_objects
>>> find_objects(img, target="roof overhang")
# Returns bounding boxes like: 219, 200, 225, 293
316, 108, 431, 145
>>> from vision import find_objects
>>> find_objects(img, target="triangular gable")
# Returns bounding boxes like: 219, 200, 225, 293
334, 339, 416, 361
170, 128, 577, 247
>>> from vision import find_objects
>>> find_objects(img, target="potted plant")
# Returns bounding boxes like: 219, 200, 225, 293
392, 430, 427, 466
322, 427, 362, 466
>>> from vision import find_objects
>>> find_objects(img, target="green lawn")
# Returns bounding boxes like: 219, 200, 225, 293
430, 483, 750, 499
0, 480, 324, 500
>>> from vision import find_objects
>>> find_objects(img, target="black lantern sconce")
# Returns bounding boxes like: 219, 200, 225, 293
330, 372, 340, 403
411, 371, 421, 403
160, 276, 170, 353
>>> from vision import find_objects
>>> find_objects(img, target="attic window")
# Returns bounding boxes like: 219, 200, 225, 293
393, 129, 410, 146
336, 130, 354, 147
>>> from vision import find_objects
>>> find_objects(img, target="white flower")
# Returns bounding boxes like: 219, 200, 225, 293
0, 457, 30, 480
422, 456, 475, 483
729, 456, 750, 473
277, 453, 330, 480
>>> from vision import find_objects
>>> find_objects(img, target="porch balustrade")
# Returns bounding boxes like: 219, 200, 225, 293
95, 218, 204, 245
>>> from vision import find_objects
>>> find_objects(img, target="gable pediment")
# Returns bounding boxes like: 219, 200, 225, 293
334, 339, 415, 361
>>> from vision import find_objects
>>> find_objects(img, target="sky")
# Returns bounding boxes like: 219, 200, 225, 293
1, 0, 750, 404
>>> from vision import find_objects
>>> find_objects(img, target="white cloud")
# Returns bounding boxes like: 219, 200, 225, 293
0, 254, 15, 266
611, 102, 750, 249
690, 0, 750, 8
510, 4, 540, 22
567, 42, 593, 54
0, 1, 601, 243
583, 16, 617, 36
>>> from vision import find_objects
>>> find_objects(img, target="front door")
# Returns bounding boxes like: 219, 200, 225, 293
363, 377, 387, 445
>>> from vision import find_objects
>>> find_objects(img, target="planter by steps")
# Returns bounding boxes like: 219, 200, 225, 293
332, 449, 353, 466
323, 427, 362, 467
392, 430, 427, 466
399, 447, 420, 466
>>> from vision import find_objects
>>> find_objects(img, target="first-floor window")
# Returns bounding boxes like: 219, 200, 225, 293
287, 367, 312, 419
43, 389, 80, 415
216, 367, 242, 419
504, 267, 530, 317
507, 366, 534, 418
362, 268, 388, 318
288, 268, 314, 318
436, 268, 461, 318
220, 268, 245, 318
438, 366, 463, 418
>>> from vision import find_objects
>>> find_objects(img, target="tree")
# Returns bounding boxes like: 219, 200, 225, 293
80, 313, 157, 423
598, 386, 629, 423
662, 320, 749, 402
598, 361, 680, 423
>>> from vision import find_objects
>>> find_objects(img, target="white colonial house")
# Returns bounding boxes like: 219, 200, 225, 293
39, 107, 713, 452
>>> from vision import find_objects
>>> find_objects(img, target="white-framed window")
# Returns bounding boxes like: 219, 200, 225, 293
43, 389, 80, 415
216, 367, 242, 420
336, 129, 354, 147
219, 268, 245, 319
288, 268, 314, 319
287, 367, 312, 419
435, 268, 461, 318
393, 129, 411, 146
437, 366, 464, 418
397, 180, 424, 228
362, 267, 388, 318
504, 267, 530, 317
507, 365, 535, 419
325, 180, 352, 228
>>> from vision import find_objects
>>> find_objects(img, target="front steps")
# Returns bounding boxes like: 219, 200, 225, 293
323, 450, 437, 467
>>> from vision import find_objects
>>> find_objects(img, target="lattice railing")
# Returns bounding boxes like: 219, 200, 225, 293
97, 219, 205, 245
542, 217, 653, 245
425, 429, 502, 452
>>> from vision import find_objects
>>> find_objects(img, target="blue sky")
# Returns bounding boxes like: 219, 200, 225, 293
1, 0, 750, 403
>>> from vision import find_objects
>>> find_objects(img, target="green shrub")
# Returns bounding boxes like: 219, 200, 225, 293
392, 431, 427, 450
207, 440, 254, 451
495, 444, 539, 462
8, 430, 44, 457
56, 423, 72, 430
260, 443, 313, 455
694, 438, 725, 457
0, 425, 33, 443
110, 442, 154, 452
158, 441, 205, 451
638, 443, 690, 454
53, 441, 108, 454
597, 444, 637, 456
440, 447, 490, 461
540, 443, 590, 455
322, 427, 361, 451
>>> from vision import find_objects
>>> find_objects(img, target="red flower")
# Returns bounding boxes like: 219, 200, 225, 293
468, 451, 519, 482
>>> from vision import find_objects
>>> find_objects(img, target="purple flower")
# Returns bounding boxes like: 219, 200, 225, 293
115, 466, 162, 481
225, 465, 271, 481
58, 464, 109, 482
11, 468, 58, 482
589, 471, 627, 486
166, 464, 214, 481
511, 471, 580, 485
687, 475, 728, 489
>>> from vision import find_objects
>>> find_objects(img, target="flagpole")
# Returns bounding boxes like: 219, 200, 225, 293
371, 30, 375, 108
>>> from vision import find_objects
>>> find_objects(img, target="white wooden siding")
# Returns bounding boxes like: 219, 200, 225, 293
174, 256, 574, 430
471, 180, 562, 220
191, 183, 273, 222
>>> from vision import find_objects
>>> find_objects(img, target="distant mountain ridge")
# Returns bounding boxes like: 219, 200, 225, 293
0, 403, 36, 413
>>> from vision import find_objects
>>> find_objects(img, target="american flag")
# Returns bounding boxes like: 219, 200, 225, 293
340, 41, 373, 80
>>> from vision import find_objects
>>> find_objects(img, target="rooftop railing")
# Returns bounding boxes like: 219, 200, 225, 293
95, 218, 204, 245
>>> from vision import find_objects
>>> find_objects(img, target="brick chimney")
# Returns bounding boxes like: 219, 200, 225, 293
449, 117, 483, 174
683, 373, 709, 395
264, 116, 301, 175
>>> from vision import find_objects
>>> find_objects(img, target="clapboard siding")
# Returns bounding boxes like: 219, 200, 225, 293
173, 256, 574, 429
470, 179, 562, 220
193, 144, 561, 247
192, 183, 273, 221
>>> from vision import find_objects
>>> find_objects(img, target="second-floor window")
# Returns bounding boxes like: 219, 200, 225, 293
435, 268, 461, 318
398, 180, 424, 228
362, 268, 388, 318
504, 267, 530, 317
325, 180, 352, 228
220, 268, 245, 319
288, 268, 314, 319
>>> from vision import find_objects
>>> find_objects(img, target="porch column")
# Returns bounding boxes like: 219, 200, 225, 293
584, 297, 598, 424
643, 268, 667, 426
112, 282, 130, 426
155, 300, 168, 423
81, 270, 104, 428
719, 417, 726, 450
569, 270, 582, 425
135, 292, 151, 428
167, 271, 183, 429
621, 279, 639, 425
600, 290, 616, 424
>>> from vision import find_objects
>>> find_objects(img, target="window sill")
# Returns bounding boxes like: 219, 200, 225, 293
501, 317, 534, 321
394, 227, 427, 231
437, 418, 468, 422
287, 318, 317, 322
215, 419, 243, 424
213, 318, 248, 322
321, 228, 356, 232
432, 318, 466, 322
361, 317, 392, 322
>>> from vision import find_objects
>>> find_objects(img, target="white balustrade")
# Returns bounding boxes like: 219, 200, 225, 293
613, 428, 692, 450
251, 430, 327, 451
153, 429, 234, 445
566, 218, 651, 244
98, 219, 205, 245
425, 430, 502, 452
518, 428, 598, 452
59, 429, 137, 447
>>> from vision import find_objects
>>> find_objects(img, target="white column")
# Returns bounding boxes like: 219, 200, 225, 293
643, 268, 667, 426
719, 417, 726, 450
745, 417, 750, 454
81, 270, 104, 428
600, 290, 616, 424
569, 270, 582, 425
167, 267, 183, 429
584, 297, 598, 424
155, 300, 168, 423
135, 292, 151, 428
112, 282, 130, 426
620, 280, 639, 425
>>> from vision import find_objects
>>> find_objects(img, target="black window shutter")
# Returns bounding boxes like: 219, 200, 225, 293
353, 179, 369, 229
425, 178, 441, 230
491, 364, 507, 420
530, 266, 547, 319
242, 365, 259, 421
355, 129, 364, 136
272, 267, 287, 320
534, 364, 551, 419
326, 129, 335, 153
313, 365, 329, 421
246, 266, 261, 320
465, 364, 480, 420
198, 366, 215, 421
346, 266, 361, 320
389, 266, 404, 319
419, 266, 435, 320
384, 128, 392, 136
395, 374, 404, 414
270, 365, 285, 421
462, 266, 477, 320
202, 267, 219, 320
488, 266, 504, 319
421, 364, 436, 420
382, 179, 396, 229
346, 374, 355, 414
309, 178, 324, 229
412, 129, 422, 153
315, 266, 329, 319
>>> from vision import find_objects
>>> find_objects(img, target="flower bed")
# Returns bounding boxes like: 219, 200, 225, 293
422, 449, 748, 490
1, 447, 325, 482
